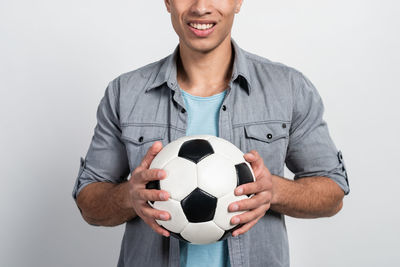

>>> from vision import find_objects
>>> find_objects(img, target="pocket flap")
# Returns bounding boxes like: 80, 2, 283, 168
121, 125, 166, 145
244, 122, 289, 143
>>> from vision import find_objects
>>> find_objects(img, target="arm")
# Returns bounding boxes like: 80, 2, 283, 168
77, 181, 135, 227
72, 81, 170, 235
228, 151, 345, 237
272, 72, 347, 218
76, 142, 171, 236
228, 72, 349, 236
270, 175, 344, 218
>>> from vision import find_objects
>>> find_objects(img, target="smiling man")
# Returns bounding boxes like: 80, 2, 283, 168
72, 1, 349, 266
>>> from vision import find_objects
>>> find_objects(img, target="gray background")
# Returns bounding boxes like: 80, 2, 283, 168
1, 0, 399, 266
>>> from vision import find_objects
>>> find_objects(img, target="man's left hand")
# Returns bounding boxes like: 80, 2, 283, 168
228, 150, 274, 237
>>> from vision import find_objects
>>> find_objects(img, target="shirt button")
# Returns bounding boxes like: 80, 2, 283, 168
266, 133, 273, 139
282, 123, 287, 129
222, 105, 227, 111
138, 136, 144, 143
181, 108, 186, 113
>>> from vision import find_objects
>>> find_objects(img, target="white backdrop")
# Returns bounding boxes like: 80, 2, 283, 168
1, 1, 399, 266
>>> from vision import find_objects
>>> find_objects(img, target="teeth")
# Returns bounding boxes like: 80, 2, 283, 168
189, 23, 214, 30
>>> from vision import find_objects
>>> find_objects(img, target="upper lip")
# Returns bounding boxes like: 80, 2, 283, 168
187, 20, 217, 25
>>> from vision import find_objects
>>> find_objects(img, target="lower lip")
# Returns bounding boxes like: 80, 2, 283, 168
187, 24, 216, 37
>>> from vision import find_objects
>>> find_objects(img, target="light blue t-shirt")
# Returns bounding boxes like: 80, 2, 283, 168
179, 89, 230, 267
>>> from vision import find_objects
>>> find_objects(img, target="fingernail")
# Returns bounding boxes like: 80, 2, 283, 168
246, 153, 255, 159
232, 217, 240, 224
160, 214, 168, 220
231, 204, 238, 211
232, 232, 238, 237
236, 187, 243, 195
158, 171, 165, 179
159, 192, 167, 200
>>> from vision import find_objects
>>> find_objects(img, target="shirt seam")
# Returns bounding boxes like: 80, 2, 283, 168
120, 122, 185, 132
232, 120, 290, 128
244, 52, 296, 74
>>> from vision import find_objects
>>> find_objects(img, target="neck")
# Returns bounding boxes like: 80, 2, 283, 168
177, 36, 234, 97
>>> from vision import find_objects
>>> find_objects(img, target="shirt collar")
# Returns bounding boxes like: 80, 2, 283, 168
145, 38, 252, 94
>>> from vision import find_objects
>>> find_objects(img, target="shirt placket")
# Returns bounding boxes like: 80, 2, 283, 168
220, 81, 245, 267
168, 82, 187, 267
218, 83, 233, 142
167, 80, 245, 267
170, 82, 188, 141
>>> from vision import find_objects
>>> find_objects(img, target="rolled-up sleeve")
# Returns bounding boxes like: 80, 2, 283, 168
72, 80, 130, 200
285, 72, 349, 195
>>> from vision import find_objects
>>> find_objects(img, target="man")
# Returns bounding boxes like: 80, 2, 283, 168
72, 0, 349, 266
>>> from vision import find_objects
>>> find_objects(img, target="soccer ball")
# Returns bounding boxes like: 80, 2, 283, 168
146, 135, 255, 244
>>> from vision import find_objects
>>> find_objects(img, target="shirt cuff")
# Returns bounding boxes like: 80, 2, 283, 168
293, 151, 350, 195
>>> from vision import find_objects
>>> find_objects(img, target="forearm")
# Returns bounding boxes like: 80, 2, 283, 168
270, 175, 344, 218
76, 182, 136, 226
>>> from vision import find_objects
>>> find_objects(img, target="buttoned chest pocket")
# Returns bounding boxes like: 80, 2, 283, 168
121, 125, 167, 171
243, 122, 289, 175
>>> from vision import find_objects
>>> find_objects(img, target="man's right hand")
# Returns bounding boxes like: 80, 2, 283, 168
127, 141, 171, 237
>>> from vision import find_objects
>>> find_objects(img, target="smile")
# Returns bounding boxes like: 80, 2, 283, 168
187, 22, 216, 37
189, 23, 215, 30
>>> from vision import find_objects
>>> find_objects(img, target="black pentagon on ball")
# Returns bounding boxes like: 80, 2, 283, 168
178, 139, 214, 164
146, 180, 160, 204
235, 163, 254, 197
181, 187, 217, 223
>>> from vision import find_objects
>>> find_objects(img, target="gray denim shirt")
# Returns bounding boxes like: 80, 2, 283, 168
72, 39, 349, 267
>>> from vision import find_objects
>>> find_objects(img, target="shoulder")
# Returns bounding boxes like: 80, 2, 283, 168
241, 49, 318, 99
108, 54, 170, 96
243, 49, 306, 84
102, 54, 172, 123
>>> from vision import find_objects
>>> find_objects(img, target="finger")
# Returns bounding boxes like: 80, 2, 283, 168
139, 141, 163, 169
243, 151, 266, 178
136, 168, 166, 184
229, 192, 271, 212
235, 178, 272, 196
138, 189, 170, 202
243, 150, 263, 166
143, 217, 170, 237
230, 204, 269, 225
244, 151, 272, 179
232, 214, 263, 237
141, 204, 171, 221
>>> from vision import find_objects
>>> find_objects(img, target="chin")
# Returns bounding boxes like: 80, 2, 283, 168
181, 36, 227, 54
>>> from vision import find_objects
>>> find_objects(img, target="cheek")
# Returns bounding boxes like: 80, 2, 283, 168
170, 16, 180, 34
169, 6, 189, 36
216, 7, 236, 29
169, 12, 184, 37
216, 0, 238, 14
216, 16, 235, 37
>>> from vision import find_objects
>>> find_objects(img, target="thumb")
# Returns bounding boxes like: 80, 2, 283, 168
139, 141, 163, 169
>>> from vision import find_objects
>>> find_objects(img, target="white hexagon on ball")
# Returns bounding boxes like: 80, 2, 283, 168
180, 221, 224, 244
160, 157, 197, 201
154, 198, 188, 233
197, 154, 237, 198
213, 191, 248, 230
208, 136, 246, 165
150, 140, 185, 169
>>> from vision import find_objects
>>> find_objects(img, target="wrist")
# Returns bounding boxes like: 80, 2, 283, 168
119, 181, 135, 211
270, 175, 281, 206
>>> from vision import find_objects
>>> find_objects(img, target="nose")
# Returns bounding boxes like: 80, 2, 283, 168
190, 0, 212, 16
